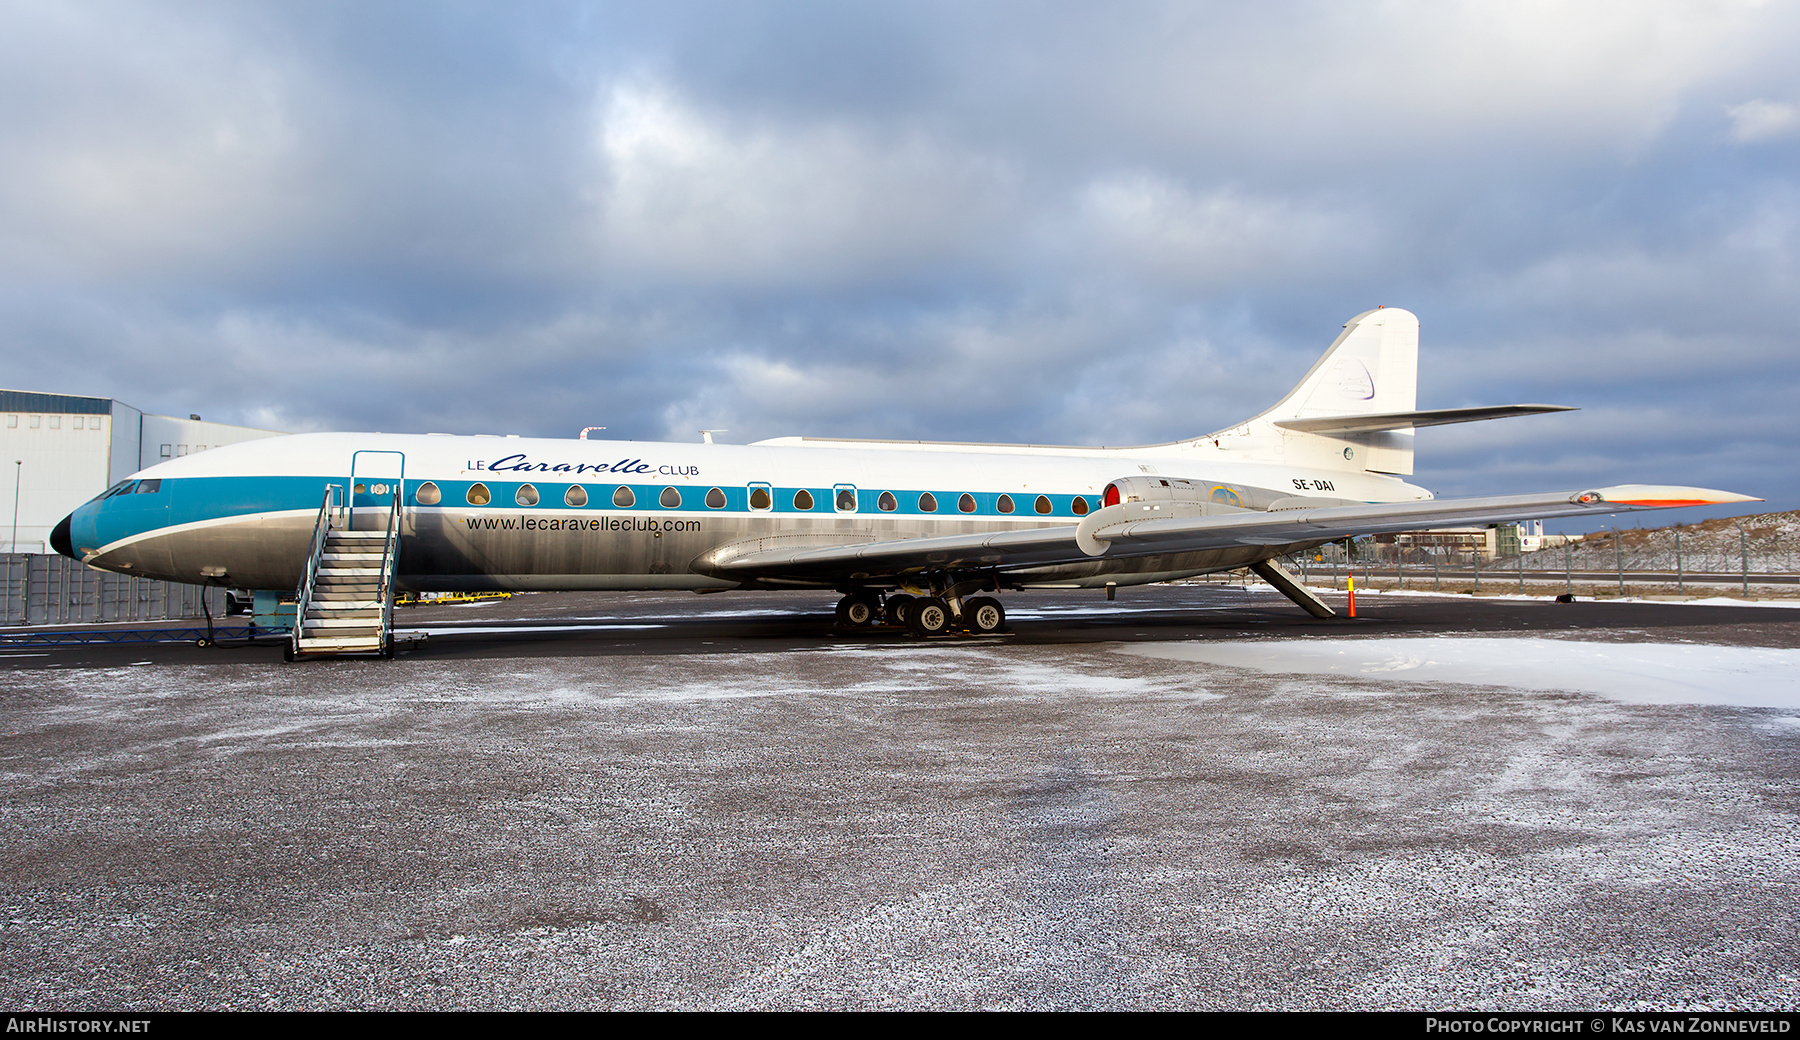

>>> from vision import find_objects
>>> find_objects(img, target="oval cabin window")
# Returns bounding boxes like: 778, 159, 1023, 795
958, 493, 976, 513
918, 492, 937, 513
1072, 496, 1089, 515
660, 486, 682, 508
565, 485, 588, 507
836, 488, 856, 511
1035, 495, 1053, 514
705, 487, 727, 509
878, 491, 897, 512
749, 486, 772, 510
466, 483, 491, 506
515, 483, 539, 506
613, 485, 636, 508
415, 481, 442, 506
997, 494, 1014, 514
793, 489, 815, 510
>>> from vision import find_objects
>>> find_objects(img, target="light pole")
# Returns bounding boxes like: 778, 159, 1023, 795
9, 460, 19, 555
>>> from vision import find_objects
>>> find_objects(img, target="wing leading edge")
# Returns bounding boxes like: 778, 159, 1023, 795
695, 484, 1758, 585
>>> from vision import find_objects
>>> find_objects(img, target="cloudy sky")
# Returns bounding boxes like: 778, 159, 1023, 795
3, 1, 1796, 523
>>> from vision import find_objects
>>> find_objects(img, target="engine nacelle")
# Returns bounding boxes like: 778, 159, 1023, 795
1099, 475, 1286, 518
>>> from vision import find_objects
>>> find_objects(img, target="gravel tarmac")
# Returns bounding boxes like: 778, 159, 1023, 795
2, 589, 1797, 1010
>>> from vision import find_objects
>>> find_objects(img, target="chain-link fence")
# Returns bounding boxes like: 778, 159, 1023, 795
1271, 518, 1798, 598
1, 553, 226, 627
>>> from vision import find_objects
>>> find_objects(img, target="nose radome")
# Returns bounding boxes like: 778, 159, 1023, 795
51, 513, 75, 559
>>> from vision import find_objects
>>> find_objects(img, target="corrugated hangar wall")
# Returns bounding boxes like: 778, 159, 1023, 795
1, 388, 282, 553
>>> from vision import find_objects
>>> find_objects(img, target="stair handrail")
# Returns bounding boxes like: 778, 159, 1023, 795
375, 484, 403, 654
290, 483, 343, 656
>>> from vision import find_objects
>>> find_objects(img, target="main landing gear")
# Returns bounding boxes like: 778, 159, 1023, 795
834, 586, 1007, 637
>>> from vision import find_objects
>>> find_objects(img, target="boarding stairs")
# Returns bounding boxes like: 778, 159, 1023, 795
288, 485, 401, 659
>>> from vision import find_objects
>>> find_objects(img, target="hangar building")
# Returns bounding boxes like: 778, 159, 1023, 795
2, 389, 283, 553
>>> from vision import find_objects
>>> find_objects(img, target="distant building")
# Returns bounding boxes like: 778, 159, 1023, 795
1385, 521, 1554, 560
2, 389, 283, 553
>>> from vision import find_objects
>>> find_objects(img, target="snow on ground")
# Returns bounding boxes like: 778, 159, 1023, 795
1120, 637, 1800, 708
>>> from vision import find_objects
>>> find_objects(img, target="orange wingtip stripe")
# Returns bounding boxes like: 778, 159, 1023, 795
1611, 499, 1713, 507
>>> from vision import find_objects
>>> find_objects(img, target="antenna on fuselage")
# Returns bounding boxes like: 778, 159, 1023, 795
699, 430, 728, 444
578, 427, 606, 440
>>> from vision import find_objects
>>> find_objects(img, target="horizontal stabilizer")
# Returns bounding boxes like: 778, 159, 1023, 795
1271, 404, 1576, 434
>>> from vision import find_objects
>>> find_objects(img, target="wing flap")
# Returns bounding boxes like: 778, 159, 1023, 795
1077, 484, 1759, 557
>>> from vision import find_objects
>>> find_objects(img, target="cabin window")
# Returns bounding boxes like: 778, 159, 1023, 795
749, 485, 772, 510
660, 486, 682, 508
835, 487, 857, 512
793, 489, 815, 510
466, 483, 491, 506
918, 492, 937, 513
565, 484, 588, 507
705, 487, 727, 509
1035, 495, 1052, 514
353, 483, 367, 495
1072, 496, 1089, 516
958, 493, 976, 514
515, 483, 540, 506
416, 481, 442, 506
613, 485, 636, 508
136, 479, 161, 494
878, 491, 897, 512
997, 494, 1014, 514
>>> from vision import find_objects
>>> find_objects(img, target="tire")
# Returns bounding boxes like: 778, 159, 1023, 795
906, 596, 952, 637
884, 594, 916, 626
963, 596, 1005, 634
835, 593, 878, 627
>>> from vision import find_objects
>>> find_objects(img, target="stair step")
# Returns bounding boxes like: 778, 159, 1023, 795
309, 600, 384, 610
303, 620, 383, 632
295, 637, 384, 652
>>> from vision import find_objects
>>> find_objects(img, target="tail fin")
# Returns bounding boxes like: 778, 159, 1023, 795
1208, 307, 1421, 475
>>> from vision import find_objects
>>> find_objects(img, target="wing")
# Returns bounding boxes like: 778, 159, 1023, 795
694, 484, 1757, 585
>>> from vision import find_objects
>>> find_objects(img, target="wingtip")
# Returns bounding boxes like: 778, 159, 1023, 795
1577, 485, 1763, 508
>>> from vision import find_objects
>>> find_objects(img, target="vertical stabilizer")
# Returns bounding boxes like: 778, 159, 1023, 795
1207, 307, 1421, 475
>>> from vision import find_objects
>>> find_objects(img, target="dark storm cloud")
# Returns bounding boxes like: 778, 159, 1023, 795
1, 0, 1796, 516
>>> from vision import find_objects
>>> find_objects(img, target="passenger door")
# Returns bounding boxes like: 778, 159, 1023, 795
348, 450, 406, 531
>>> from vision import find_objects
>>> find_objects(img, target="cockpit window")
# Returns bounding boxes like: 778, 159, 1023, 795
136, 479, 161, 494
99, 481, 136, 500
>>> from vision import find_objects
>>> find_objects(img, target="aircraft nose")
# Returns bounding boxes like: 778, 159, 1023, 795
50, 513, 75, 560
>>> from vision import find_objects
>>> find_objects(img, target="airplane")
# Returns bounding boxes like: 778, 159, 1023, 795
51, 307, 1756, 653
